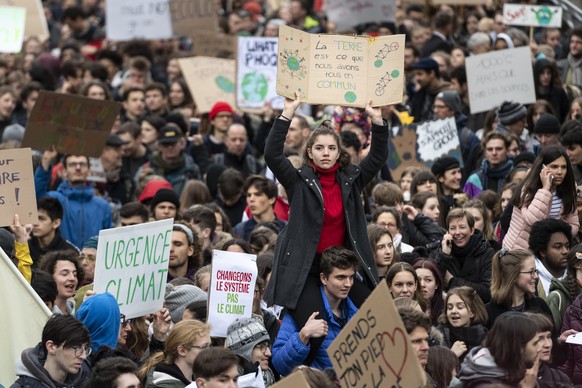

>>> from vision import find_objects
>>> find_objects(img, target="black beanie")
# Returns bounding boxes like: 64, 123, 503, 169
150, 188, 180, 210
431, 156, 460, 177
533, 113, 560, 135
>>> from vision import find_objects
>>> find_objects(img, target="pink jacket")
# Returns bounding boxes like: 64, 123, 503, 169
503, 188, 579, 250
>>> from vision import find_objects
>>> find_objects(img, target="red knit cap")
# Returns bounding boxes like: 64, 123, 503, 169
209, 101, 234, 120
139, 179, 173, 203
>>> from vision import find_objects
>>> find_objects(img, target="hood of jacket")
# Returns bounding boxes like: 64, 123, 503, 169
56, 181, 95, 202
457, 347, 507, 384
76, 292, 120, 352
549, 277, 570, 295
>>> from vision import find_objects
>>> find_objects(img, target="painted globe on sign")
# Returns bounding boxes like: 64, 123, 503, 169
215, 76, 235, 93
241, 71, 269, 103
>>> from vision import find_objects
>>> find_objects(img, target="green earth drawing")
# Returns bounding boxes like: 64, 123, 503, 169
287, 56, 300, 71
215, 76, 235, 93
344, 91, 357, 103
241, 71, 269, 103
391, 70, 400, 78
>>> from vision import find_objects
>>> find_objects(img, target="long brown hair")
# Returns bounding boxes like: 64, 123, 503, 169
302, 121, 351, 169
491, 249, 533, 307
386, 262, 427, 312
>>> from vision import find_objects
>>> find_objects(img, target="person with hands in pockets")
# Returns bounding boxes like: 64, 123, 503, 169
265, 93, 389, 367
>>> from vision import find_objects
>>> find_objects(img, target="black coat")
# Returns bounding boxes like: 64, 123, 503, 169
485, 296, 552, 329
264, 118, 389, 309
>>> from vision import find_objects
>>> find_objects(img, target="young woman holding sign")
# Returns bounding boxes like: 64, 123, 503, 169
264, 92, 389, 357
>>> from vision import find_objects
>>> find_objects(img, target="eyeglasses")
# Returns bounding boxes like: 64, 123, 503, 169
255, 342, 271, 353
214, 113, 233, 120
433, 104, 448, 110
121, 315, 132, 327
69, 345, 92, 358
80, 254, 96, 262
519, 269, 539, 278
190, 343, 213, 349
377, 222, 397, 229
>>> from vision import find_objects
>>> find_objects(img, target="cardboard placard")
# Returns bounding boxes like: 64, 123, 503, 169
503, 4, 562, 28
387, 118, 462, 182
0, 148, 37, 226
170, 0, 218, 37
93, 219, 173, 319
327, 281, 426, 388
276, 25, 405, 107
207, 250, 257, 337
23, 91, 121, 157
0, 246, 51, 386
106, 0, 173, 41
466, 46, 536, 114
192, 31, 236, 58
179, 56, 237, 113
236, 36, 279, 110
0, 6, 26, 53
270, 370, 311, 388
0, 0, 48, 41
431, 0, 484, 4
325, 0, 395, 33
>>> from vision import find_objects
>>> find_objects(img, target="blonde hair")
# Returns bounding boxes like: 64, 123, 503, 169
491, 249, 533, 307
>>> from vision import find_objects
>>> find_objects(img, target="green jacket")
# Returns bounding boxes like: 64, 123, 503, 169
546, 278, 579, 332
144, 365, 189, 388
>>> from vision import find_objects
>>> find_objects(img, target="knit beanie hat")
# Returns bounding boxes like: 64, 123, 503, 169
150, 188, 180, 211
435, 90, 463, 114
431, 156, 460, 177
209, 101, 234, 120
165, 284, 208, 323
83, 236, 99, 250
497, 101, 527, 125
533, 113, 560, 135
138, 179, 173, 203
514, 151, 536, 167
76, 292, 121, 352
225, 317, 270, 363
3, 123, 25, 142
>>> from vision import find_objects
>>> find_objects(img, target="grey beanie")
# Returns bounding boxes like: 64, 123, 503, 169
497, 101, 527, 125
225, 317, 270, 363
3, 123, 25, 142
435, 90, 463, 114
165, 284, 207, 323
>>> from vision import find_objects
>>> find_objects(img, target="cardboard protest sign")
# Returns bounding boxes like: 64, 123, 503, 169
0, 6, 26, 53
465, 46, 536, 114
270, 370, 311, 388
0, 246, 51, 386
179, 56, 237, 113
208, 250, 257, 337
325, 0, 395, 33
388, 118, 462, 184
503, 4, 562, 28
237, 37, 279, 110
23, 91, 121, 157
431, 0, 483, 4
0, 148, 37, 226
327, 281, 426, 388
93, 219, 173, 319
192, 31, 236, 58
170, 0, 218, 37
0, 0, 48, 41
106, 0, 173, 41
276, 25, 405, 107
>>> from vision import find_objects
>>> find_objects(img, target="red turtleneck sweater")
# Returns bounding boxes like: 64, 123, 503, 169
313, 163, 346, 253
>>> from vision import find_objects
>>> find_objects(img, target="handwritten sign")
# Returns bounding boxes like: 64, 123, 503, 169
23, 91, 121, 157
277, 25, 405, 107
0, 148, 37, 226
208, 250, 257, 337
465, 46, 535, 114
387, 119, 462, 182
106, 0, 173, 41
179, 56, 236, 113
93, 219, 173, 319
170, 0, 218, 37
0, 6, 25, 53
327, 281, 426, 388
325, 0, 395, 33
192, 31, 236, 58
270, 370, 311, 388
237, 37, 279, 110
0, 0, 47, 41
503, 4, 562, 28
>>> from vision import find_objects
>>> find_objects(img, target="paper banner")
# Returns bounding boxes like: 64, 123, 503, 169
208, 249, 257, 337
93, 219, 173, 319
179, 56, 237, 113
276, 25, 405, 107
236, 36, 279, 110
327, 281, 426, 388
23, 91, 121, 157
465, 46, 536, 114
0, 148, 37, 226
270, 370, 311, 388
0, 6, 26, 53
325, 0, 395, 33
503, 4, 562, 28
106, 0, 173, 41
0, 0, 48, 41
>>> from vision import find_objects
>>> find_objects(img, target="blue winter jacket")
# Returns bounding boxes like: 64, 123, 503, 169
35, 166, 111, 249
272, 286, 358, 375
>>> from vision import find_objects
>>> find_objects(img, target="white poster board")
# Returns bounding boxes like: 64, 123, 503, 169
466, 46, 536, 114
208, 250, 257, 337
416, 117, 460, 163
0, 6, 26, 53
93, 219, 173, 319
106, 0, 173, 41
325, 0, 395, 33
237, 36, 279, 110
503, 4, 562, 28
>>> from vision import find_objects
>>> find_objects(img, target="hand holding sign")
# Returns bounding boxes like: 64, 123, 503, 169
299, 311, 329, 345
364, 99, 384, 126
282, 91, 302, 119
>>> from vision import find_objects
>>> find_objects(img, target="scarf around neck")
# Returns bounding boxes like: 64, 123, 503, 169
567, 53, 582, 86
